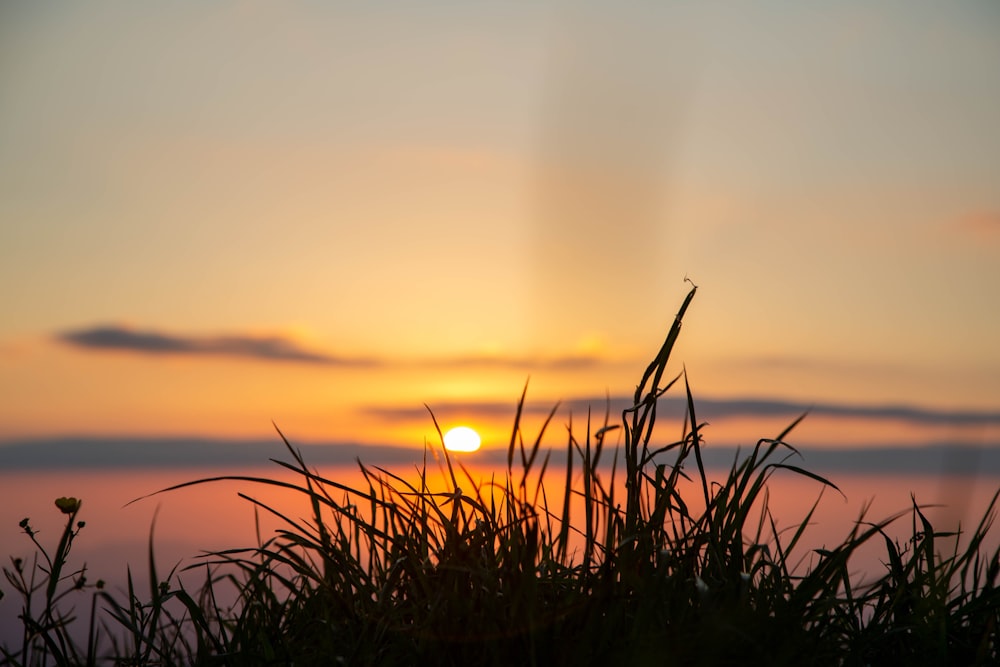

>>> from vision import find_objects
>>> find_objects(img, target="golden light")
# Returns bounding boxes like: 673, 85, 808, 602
443, 426, 482, 453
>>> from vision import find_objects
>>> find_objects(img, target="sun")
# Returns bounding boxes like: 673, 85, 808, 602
443, 426, 482, 453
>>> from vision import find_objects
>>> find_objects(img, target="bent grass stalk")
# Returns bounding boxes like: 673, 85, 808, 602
2, 284, 998, 665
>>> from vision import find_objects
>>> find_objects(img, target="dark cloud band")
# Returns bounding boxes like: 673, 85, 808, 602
55, 325, 610, 370
365, 395, 1000, 428
57, 325, 376, 366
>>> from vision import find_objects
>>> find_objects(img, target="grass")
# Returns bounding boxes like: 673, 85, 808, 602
3, 283, 998, 665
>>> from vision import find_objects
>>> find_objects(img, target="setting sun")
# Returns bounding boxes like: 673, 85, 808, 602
443, 426, 482, 453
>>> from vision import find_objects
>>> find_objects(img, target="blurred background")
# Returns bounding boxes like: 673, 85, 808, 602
2, 5, 1000, 638
1, 0, 998, 459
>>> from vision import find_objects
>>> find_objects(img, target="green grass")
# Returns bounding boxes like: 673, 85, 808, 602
3, 284, 998, 665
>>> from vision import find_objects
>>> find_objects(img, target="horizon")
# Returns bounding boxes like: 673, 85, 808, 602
3, 437, 1000, 477
3, 388, 999, 464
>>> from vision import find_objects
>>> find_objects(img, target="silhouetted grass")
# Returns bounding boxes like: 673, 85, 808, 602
3, 284, 998, 665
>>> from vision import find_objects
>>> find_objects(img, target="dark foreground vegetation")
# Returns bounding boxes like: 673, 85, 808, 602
3, 285, 998, 666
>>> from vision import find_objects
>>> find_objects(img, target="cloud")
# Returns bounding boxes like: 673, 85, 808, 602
955, 211, 1000, 240
689, 396, 1000, 426
55, 324, 615, 370
365, 394, 1000, 428
57, 325, 378, 366
2, 437, 998, 474
0, 437, 422, 469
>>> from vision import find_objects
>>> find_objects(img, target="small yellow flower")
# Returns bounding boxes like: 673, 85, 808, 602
54, 497, 81, 515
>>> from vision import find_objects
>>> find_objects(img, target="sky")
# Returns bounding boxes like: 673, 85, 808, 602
1, 1, 999, 456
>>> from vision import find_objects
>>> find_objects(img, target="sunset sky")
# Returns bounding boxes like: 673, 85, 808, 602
2, 1, 998, 454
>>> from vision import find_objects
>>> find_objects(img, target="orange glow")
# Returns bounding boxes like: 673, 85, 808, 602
1, 2, 999, 464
